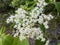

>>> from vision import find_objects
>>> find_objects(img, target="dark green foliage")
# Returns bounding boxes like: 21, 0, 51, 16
51, 8, 57, 16
40, 24, 46, 33
43, 3, 55, 15
0, 0, 11, 9
56, 0, 60, 2
0, 0, 12, 8
55, 2, 60, 13
0, 0, 15, 13
45, 0, 55, 3
35, 39, 46, 45
10, 0, 37, 11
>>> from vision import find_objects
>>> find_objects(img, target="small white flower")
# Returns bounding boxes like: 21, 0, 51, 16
19, 35, 26, 41
43, 21, 49, 29
14, 32, 18, 37
14, 25, 17, 28
38, 16, 44, 24
6, 19, 10, 23
48, 14, 54, 19
41, 38, 46, 41
6, 0, 53, 41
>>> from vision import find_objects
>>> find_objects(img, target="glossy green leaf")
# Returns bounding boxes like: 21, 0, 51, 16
55, 2, 60, 13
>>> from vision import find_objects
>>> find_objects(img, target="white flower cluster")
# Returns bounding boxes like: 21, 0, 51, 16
6, 0, 53, 41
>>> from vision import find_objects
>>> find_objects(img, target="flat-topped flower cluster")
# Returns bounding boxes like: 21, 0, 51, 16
6, 0, 53, 41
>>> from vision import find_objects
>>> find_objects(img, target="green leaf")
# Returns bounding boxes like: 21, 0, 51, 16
40, 24, 46, 33
45, 0, 55, 3
57, 43, 60, 45
0, 26, 29, 45
3, 35, 14, 45
0, 34, 29, 45
12, 37, 19, 45
55, 2, 60, 13
0, 38, 2, 45
35, 39, 45, 45
19, 39, 29, 45
0, 26, 6, 35
12, 37, 29, 45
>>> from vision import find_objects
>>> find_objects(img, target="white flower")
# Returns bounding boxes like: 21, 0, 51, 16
19, 35, 26, 41
48, 14, 54, 19
14, 30, 19, 37
6, 0, 54, 41
15, 8, 28, 14
41, 38, 46, 41
14, 25, 17, 28
6, 18, 10, 23
43, 21, 49, 29
38, 16, 44, 24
